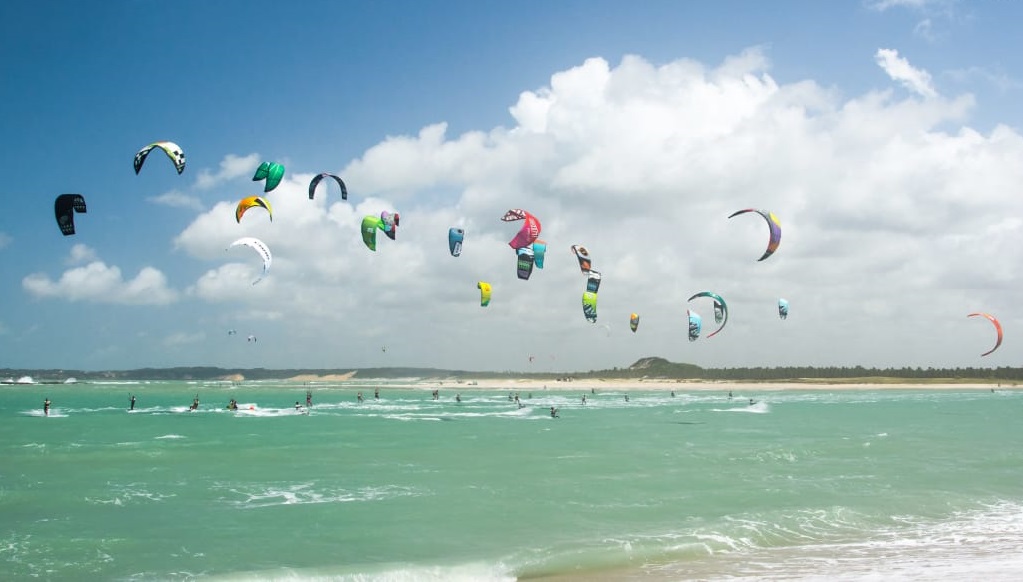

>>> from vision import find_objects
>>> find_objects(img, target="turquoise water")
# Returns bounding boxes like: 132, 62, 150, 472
2, 381, 1022, 580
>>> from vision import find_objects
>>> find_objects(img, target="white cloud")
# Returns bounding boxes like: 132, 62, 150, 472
164, 331, 207, 346
866, 0, 952, 13
23, 248, 179, 305
149, 190, 205, 212
194, 153, 261, 190
875, 48, 938, 98
66, 243, 98, 265
165, 49, 1023, 370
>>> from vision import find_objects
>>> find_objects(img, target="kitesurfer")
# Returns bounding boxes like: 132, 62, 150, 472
130, 394, 136, 410
306, 391, 312, 407
749, 399, 755, 406
374, 388, 379, 399
550, 407, 559, 418
189, 395, 199, 411
295, 401, 302, 410
624, 394, 630, 402
357, 392, 364, 403
43, 398, 51, 416
227, 399, 238, 411
728, 391, 733, 399
581, 394, 587, 404
456, 394, 461, 403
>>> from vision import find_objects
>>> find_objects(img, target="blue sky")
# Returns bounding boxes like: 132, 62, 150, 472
3, 0, 1023, 372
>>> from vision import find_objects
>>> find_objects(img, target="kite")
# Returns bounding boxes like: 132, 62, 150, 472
582, 291, 598, 323
778, 298, 789, 320
54, 194, 87, 236
134, 141, 185, 175
477, 281, 492, 307
728, 208, 782, 261
501, 209, 541, 249
516, 247, 535, 280
361, 215, 383, 251
449, 228, 464, 257
308, 173, 348, 200
687, 291, 728, 338
586, 270, 602, 294
630, 313, 640, 333
571, 245, 592, 274
227, 237, 272, 284
252, 162, 285, 192
532, 239, 547, 269
687, 310, 702, 342
235, 196, 273, 223
380, 211, 399, 240
967, 312, 1003, 357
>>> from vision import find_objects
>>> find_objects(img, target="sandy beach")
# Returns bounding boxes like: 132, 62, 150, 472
283, 375, 1017, 392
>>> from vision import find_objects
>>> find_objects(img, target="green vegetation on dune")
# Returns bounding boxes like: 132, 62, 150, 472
1, 357, 1021, 384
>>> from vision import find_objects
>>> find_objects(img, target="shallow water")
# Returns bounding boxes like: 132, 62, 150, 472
2, 381, 1021, 580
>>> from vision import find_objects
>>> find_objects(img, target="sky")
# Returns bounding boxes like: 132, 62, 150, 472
2, 0, 1023, 373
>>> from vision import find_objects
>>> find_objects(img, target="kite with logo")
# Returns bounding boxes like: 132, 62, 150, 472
134, 141, 185, 175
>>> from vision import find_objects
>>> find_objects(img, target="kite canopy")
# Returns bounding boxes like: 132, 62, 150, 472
778, 298, 789, 320
571, 245, 592, 274
687, 310, 702, 342
448, 228, 464, 257
516, 247, 535, 280
501, 209, 541, 249
688, 291, 728, 338
228, 237, 272, 285
253, 162, 285, 192
532, 239, 547, 269
361, 215, 383, 251
728, 208, 782, 261
582, 291, 598, 323
586, 270, 602, 294
967, 312, 1003, 357
134, 141, 185, 175
55, 194, 87, 236
477, 281, 492, 307
380, 211, 399, 240
235, 196, 273, 223
630, 313, 640, 333
308, 173, 348, 200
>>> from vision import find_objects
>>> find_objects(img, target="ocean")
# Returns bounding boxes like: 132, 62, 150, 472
1, 380, 1021, 581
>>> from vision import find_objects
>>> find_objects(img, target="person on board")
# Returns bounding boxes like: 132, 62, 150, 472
189, 395, 199, 411
306, 391, 312, 407
550, 406, 559, 418
374, 388, 380, 399
130, 394, 136, 411
581, 394, 587, 404
456, 394, 462, 403
357, 392, 364, 403
43, 398, 51, 416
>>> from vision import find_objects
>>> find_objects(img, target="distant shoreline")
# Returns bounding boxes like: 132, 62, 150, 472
3, 375, 1016, 391
274, 376, 1018, 391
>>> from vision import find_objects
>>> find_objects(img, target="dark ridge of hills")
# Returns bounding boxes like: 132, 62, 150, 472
0, 358, 1019, 383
